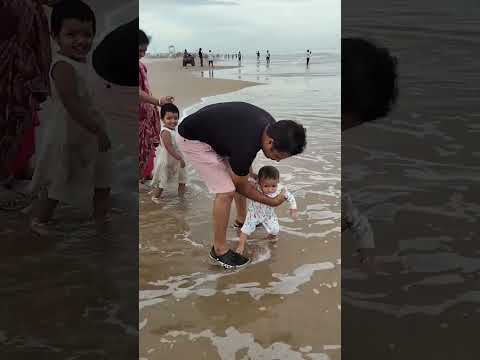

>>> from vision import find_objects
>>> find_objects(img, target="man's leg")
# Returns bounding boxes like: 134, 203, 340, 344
213, 192, 235, 256
233, 192, 247, 224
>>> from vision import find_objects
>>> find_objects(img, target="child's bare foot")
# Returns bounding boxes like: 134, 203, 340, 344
178, 183, 187, 195
30, 219, 54, 236
236, 243, 246, 255
151, 188, 163, 203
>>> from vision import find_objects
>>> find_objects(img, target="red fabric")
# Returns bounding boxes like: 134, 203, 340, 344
143, 149, 155, 179
0, 0, 51, 176
9, 112, 39, 176
138, 61, 160, 180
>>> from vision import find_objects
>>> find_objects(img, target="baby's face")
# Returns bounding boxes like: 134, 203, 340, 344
55, 19, 94, 61
259, 178, 279, 194
162, 112, 179, 129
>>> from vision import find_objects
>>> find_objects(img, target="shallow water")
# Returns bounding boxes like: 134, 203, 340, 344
1, 81, 139, 358
140, 53, 341, 359
342, 1, 480, 358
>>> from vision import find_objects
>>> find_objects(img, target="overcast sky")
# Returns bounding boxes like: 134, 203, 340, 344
139, 0, 340, 55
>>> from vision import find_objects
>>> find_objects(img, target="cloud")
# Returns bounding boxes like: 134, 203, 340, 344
141, 0, 239, 6
139, 0, 340, 53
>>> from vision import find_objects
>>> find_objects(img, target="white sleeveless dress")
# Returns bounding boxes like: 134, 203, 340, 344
31, 53, 112, 209
151, 127, 187, 188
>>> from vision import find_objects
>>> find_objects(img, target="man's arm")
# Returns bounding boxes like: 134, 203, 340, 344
249, 167, 258, 180
231, 173, 285, 207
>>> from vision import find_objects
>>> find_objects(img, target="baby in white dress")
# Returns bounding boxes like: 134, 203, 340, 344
237, 165, 297, 255
150, 103, 187, 202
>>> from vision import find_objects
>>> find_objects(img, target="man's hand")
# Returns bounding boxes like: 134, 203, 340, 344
180, 159, 186, 168
160, 96, 174, 105
271, 189, 286, 206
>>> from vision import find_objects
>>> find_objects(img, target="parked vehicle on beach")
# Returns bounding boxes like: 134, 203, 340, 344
183, 53, 195, 67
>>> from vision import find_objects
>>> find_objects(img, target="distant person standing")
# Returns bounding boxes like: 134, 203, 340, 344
256, 50, 260, 61
238, 51, 242, 64
198, 48, 203, 67
306, 49, 311, 66
266, 50, 271, 65
208, 50, 214, 67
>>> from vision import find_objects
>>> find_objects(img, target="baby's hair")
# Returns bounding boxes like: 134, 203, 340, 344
50, 0, 96, 36
258, 166, 280, 181
139, 29, 149, 46
342, 37, 398, 122
160, 103, 179, 119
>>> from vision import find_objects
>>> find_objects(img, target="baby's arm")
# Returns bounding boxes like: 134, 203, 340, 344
284, 189, 297, 210
342, 194, 375, 265
283, 187, 298, 219
161, 130, 185, 167
341, 194, 374, 249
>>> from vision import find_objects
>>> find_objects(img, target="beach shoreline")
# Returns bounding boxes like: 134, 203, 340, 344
145, 58, 260, 111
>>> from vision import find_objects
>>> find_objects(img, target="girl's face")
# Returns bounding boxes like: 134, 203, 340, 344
55, 19, 94, 62
259, 178, 279, 194
162, 112, 179, 129
139, 44, 148, 59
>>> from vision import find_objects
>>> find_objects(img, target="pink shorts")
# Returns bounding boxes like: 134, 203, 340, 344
176, 132, 235, 194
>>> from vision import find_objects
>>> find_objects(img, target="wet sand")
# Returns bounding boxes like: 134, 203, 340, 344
139, 59, 341, 359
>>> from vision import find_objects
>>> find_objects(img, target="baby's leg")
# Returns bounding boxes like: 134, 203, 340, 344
93, 187, 111, 224
178, 165, 187, 195
178, 184, 186, 195
262, 216, 280, 240
32, 197, 58, 223
237, 232, 248, 255
31, 190, 59, 235
237, 213, 257, 254
151, 160, 169, 201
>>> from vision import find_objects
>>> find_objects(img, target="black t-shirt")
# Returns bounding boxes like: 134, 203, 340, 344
178, 102, 275, 176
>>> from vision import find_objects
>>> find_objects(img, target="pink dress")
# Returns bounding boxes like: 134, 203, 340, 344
138, 61, 160, 179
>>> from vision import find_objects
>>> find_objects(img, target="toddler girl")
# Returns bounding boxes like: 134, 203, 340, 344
237, 165, 297, 254
150, 103, 187, 203
30, 0, 112, 234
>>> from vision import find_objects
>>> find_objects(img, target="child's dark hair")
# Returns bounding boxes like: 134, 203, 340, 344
266, 120, 306, 156
342, 37, 398, 123
51, 0, 96, 36
139, 29, 150, 46
160, 103, 179, 118
258, 166, 280, 181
